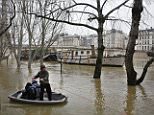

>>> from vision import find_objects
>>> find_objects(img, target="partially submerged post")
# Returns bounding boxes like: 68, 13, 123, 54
60, 58, 62, 74
90, 45, 96, 58
59, 52, 63, 74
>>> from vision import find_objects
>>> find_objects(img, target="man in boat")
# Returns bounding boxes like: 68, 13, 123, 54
33, 64, 52, 100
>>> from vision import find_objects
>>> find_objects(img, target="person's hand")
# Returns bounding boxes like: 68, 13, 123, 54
40, 78, 44, 81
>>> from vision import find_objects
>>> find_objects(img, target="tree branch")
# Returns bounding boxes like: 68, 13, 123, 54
101, 0, 108, 12
124, 4, 132, 8
136, 57, 154, 85
61, 2, 97, 12
69, 10, 97, 18
34, 14, 97, 31
106, 17, 131, 26
104, 0, 130, 19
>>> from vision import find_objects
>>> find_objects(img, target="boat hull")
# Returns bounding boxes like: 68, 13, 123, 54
8, 90, 67, 104
58, 56, 125, 67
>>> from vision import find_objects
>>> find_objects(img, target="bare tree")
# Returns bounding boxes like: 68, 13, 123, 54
0, 0, 16, 62
125, 0, 154, 85
10, 0, 26, 68
36, 0, 63, 65
8, 0, 63, 68
21, 0, 38, 68
35, 0, 129, 79
0, 0, 16, 37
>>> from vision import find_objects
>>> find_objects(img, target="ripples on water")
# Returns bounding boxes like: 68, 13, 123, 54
0, 57, 154, 115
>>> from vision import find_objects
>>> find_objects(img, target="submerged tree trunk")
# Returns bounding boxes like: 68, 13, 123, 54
93, 0, 105, 79
125, 0, 153, 85
40, 23, 45, 66
28, 33, 33, 69
93, 30, 105, 78
136, 57, 154, 85
17, 24, 23, 68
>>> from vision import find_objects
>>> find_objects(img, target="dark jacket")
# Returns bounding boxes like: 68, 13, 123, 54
34, 70, 49, 84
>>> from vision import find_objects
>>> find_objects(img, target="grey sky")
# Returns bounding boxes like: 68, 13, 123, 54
62, 0, 154, 36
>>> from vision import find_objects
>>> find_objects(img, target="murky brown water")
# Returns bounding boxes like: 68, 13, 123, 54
0, 56, 154, 115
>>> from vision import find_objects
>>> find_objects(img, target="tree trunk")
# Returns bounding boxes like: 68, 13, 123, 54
40, 29, 45, 65
28, 33, 33, 69
0, 0, 7, 60
17, 15, 24, 68
136, 58, 154, 85
93, 22, 104, 78
125, 0, 143, 85
93, 0, 104, 79
27, 30, 33, 69
40, 7, 46, 66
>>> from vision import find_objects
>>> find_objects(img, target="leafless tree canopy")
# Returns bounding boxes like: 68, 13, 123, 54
0, 0, 16, 37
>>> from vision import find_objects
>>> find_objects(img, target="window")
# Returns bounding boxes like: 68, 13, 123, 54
87, 51, 90, 54
75, 51, 78, 56
81, 51, 84, 54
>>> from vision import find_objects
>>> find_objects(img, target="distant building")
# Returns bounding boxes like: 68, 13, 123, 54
104, 29, 126, 49
79, 36, 90, 47
57, 33, 81, 47
83, 30, 127, 49
88, 34, 98, 47
57, 30, 127, 49
136, 28, 154, 51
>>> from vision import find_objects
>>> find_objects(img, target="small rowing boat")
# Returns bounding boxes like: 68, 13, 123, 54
8, 90, 67, 104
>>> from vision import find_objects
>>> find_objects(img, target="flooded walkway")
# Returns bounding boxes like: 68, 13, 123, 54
0, 57, 154, 115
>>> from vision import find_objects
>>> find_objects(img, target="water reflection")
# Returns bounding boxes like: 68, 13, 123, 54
124, 85, 147, 115
124, 86, 136, 115
1, 105, 53, 115
23, 106, 52, 115
138, 85, 147, 97
59, 74, 64, 90
94, 79, 104, 115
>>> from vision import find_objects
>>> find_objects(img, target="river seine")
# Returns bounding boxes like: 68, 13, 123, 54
0, 55, 154, 115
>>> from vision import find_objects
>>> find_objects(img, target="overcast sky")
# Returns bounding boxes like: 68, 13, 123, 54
62, 0, 154, 36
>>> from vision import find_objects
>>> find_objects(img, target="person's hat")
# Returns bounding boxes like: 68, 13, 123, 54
40, 64, 46, 69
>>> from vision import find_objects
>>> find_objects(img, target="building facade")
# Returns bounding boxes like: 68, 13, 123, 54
84, 29, 126, 49
57, 33, 81, 47
57, 29, 127, 50
104, 29, 126, 49
136, 28, 154, 51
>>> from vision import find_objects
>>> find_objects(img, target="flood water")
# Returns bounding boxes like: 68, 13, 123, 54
0, 56, 154, 115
